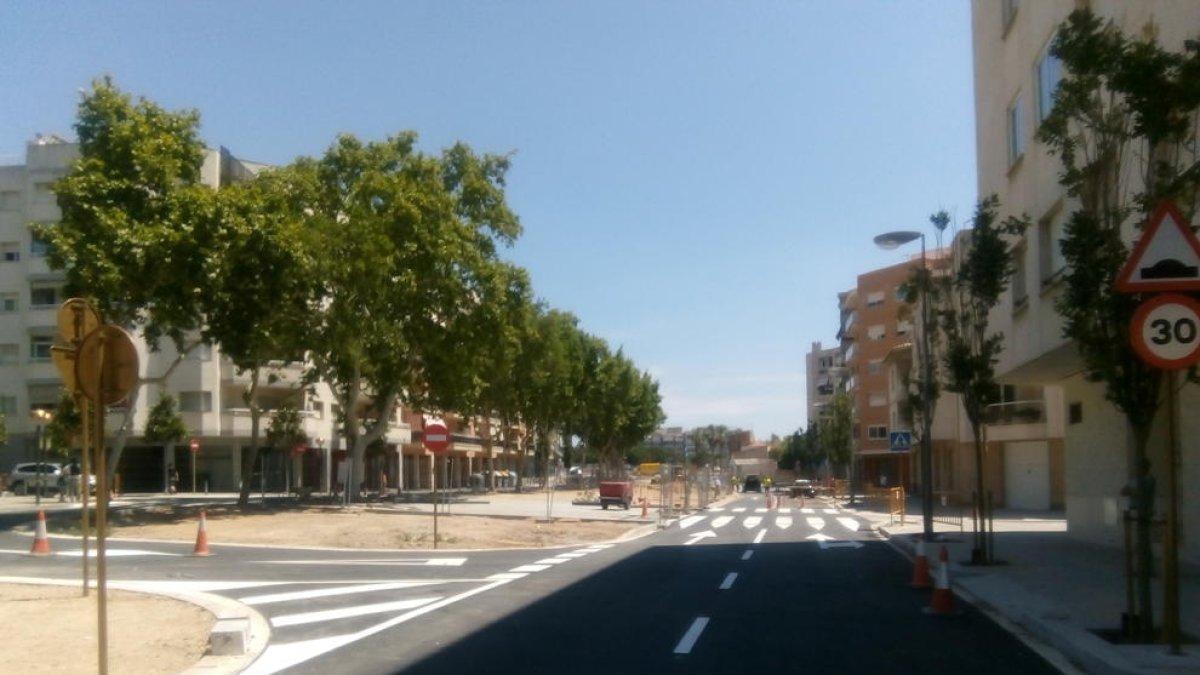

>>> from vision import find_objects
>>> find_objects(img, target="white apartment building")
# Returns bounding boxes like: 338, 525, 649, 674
972, 0, 1200, 561
0, 136, 411, 494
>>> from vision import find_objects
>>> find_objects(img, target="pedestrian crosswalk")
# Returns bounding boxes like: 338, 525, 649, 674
677, 508, 863, 534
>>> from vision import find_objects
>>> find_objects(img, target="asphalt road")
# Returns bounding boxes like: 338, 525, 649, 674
0, 494, 1065, 674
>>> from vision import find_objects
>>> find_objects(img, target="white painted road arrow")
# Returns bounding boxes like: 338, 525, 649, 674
807, 533, 864, 550
684, 530, 718, 546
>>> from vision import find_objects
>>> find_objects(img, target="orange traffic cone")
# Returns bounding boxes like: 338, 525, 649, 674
910, 537, 932, 588
924, 546, 960, 616
191, 510, 211, 556
29, 510, 51, 555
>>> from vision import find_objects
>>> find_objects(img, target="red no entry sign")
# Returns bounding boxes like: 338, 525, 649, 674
423, 422, 450, 453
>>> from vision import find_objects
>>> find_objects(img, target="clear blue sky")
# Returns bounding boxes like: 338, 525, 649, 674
0, 1, 978, 441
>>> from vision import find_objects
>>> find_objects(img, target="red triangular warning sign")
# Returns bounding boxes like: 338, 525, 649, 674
1114, 201, 1200, 293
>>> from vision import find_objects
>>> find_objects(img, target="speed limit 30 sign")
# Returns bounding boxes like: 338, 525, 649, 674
1131, 293, 1200, 369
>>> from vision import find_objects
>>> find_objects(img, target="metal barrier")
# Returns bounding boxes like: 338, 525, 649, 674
933, 493, 965, 531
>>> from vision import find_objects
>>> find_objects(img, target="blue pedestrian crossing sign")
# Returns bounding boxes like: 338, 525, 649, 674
889, 431, 913, 452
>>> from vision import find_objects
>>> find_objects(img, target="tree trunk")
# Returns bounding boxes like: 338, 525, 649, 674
236, 371, 263, 509
972, 425, 987, 563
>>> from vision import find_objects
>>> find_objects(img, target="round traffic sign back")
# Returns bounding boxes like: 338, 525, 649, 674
1131, 293, 1200, 369
423, 422, 451, 453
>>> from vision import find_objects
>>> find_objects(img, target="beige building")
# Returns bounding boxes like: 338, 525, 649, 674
971, 0, 1200, 561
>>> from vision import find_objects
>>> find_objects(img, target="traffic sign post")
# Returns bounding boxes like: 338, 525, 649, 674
1113, 200, 1200, 653
423, 422, 451, 549
889, 431, 913, 452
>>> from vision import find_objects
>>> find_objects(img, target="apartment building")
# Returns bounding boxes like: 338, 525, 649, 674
0, 136, 422, 494
837, 261, 917, 490
972, 0, 1200, 560
805, 341, 843, 428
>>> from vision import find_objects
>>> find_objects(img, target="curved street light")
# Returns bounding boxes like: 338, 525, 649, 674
875, 229, 934, 542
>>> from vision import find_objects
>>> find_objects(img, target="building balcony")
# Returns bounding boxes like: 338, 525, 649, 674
984, 399, 1048, 442
219, 360, 306, 389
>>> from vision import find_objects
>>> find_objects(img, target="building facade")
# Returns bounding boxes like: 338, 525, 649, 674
971, 0, 1200, 560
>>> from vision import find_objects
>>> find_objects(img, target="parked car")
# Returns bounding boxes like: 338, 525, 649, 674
7, 462, 62, 495
742, 474, 762, 492
790, 479, 816, 498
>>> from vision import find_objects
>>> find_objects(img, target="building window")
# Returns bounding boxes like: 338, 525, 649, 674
30, 286, 60, 309
866, 291, 885, 308
1, 242, 19, 262
0, 292, 16, 313
867, 324, 886, 341
178, 391, 213, 413
0, 343, 18, 365
867, 424, 889, 440
868, 359, 883, 375
29, 336, 53, 362
1038, 210, 1067, 285
868, 392, 888, 407
1008, 93, 1026, 167
1036, 43, 1062, 124
896, 319, 912, 336
1012, 241, 1028, 308
29, 228, 50, 257
0, 190, 20, 211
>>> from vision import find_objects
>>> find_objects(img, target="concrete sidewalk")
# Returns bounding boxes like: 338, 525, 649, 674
846, 498, 1200, 675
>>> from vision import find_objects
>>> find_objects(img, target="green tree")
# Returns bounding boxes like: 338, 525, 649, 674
293, 133, 521, 500
143, 393, 188, 492
820, 391, 854, 485
45, 391, 83, 459
937, 198, 1027, 563
41, 79, 219, 480
1036, 9, 1200, 639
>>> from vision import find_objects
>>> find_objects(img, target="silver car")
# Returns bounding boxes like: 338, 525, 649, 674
7, 462, 62, 495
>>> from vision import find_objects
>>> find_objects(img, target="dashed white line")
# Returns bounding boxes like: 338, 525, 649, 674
486, 572, 528, 580
509, 564, 551, 573
741, 550, 754, 561
719, 573, 738, 590
673, 617, 710, 654
534, 557, 571, 565
753, 529, 767, 544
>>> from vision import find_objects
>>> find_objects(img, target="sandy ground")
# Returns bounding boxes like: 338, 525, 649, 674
8, 503, 643, 674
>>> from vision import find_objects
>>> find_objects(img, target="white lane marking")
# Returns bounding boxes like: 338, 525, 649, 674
685, 531, 717, 546
510, 564, 551, 573
819, 539, 864, 550
807, 533, 834, 542
778, 508, 792, 514
679, 515, 707, 529
240, 581, 437, 606
732, 507, 747, 513
11, 578, 288, 594
56, 548, 179, 558
584, 544, 614, 550
806, 517, 826, 530
241, 578, 513, 675
837, 517, 861, 532
823, 509, 837, 514
535, 557, 571, 565
487, 573, 528, 580
775, 517, 793, 529
272, 597, 441, 627
558, 552, 588, 558
719, 573, 738, 590
711, 516, 734, 528
754, 508, 769, 514
743, 516, 762, 529
673, 617, 711, 655
801, 508, 815, 514
741, 550, 754, 561
255, 557, 467, 567
753, 529, 767, 544
708, 507, 725, 512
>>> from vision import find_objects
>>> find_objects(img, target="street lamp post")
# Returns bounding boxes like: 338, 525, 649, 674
31, 409, 53, 506
874, 230, 935, 542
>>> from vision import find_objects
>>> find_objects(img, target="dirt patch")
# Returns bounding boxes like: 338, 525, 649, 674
0, 582, 212, 675
67, 503, 644, 550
